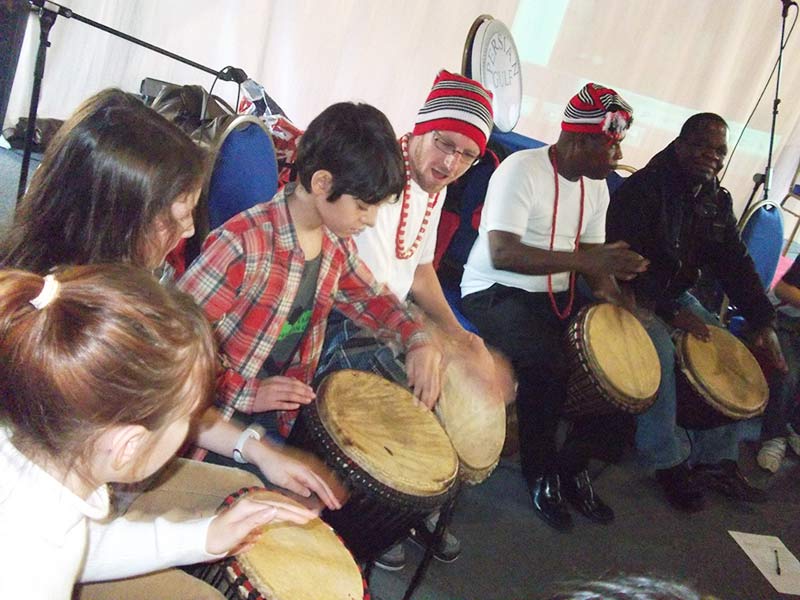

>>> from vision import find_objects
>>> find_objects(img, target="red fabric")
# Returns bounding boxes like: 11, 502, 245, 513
434, 209, 460, 270
164, 238, 187, 278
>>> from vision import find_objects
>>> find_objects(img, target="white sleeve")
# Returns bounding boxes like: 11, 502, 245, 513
581, 183, 610, 244
481, 154, 535, 236
80, 515, 223, 582
0, 524, 74, 599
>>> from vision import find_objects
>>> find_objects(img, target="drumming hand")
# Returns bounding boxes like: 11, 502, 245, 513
671, 307, 711, 341
206, 495, 317, 555
405, 344, 443, 409
247, 440, 344, 510
580, 241, 649, 281
750, 326, 788, 374
253, 376, 315, 412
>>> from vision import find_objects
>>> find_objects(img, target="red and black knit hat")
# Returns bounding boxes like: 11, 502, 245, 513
413, 70, 494, 155
562, 83, 633, 141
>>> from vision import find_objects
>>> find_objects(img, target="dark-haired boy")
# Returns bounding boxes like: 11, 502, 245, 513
179, 102, 441, 458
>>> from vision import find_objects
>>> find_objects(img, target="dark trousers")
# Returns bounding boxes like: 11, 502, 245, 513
462, 284, 626, 486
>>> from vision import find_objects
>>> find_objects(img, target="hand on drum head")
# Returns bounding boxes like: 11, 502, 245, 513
581, 241, 649, 281
206, 493, 319, 555
671, 307, 711, 341
405, 343, 444, 409
247, 441, 346, 510
749, 326, 788, 374
253, 376, 316, 412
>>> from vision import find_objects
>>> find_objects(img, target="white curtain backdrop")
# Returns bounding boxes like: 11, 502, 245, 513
6, 0, 800, 228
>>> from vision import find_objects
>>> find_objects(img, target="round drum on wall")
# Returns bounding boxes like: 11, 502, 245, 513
462, 15, 522, 133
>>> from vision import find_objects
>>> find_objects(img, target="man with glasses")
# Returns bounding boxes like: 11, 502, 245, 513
316, 69, 494, 569
606, 113, 786, 512
461, 83, 647, 533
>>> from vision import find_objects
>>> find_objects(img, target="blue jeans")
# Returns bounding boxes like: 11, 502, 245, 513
761, 313, 800, 440
637, 292, 741, 469
314, 310, 408, 387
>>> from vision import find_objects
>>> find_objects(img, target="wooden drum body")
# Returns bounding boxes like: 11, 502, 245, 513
675, 326, 768, 430
288, 370, 459, 561
564, 304, 661, 418
193, 488, 367, 600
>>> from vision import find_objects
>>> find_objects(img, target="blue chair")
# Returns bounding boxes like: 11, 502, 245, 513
606, 164, 637, 195
207, 115, 279, 230
725, 200, 784, 335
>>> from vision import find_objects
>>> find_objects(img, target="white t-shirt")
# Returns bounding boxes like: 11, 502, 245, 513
355, 177, 446, 302
461, 146, 609, 296
0, 427, 218, 599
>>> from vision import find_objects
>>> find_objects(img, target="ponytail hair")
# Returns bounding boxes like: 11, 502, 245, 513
0, 264, 216, 469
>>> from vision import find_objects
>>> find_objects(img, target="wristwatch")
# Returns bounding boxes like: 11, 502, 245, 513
232, 425, 265, 464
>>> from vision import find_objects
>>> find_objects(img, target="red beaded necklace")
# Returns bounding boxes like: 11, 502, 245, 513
395, 134, 440, 260
547, 145, 585, 320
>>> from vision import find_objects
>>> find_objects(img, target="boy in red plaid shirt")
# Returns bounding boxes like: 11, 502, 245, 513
178, 102, 442, 469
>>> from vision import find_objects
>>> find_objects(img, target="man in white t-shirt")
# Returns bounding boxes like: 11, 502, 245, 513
316, 70, 494, 569
461, 84, 647, 533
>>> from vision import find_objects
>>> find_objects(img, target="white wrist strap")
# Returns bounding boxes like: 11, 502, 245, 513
233, 426, 262, 464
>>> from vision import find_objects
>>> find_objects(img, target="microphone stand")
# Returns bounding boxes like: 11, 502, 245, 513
739, 0, 792, 222
16, 0, 248, 201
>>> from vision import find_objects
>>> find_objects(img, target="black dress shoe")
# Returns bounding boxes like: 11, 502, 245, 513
562, 469, 615, 524
655, 461, 705, 513
693, 460, 768, 503
529, 474, 573, 532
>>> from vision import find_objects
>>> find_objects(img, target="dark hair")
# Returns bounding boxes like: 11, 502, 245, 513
547, 575, 713, 600
0, 264, 216, 476
0, 89, 207, 273
295, 102, 404, 204
679, 113, 728, 139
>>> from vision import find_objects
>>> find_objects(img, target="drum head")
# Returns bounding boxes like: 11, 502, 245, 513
462, 15, 522, 132
236, 490, 364, 600
681, 326, 768, 418
584, 304, 660, 402
317, 370, 458, 497
436, 359, 506, 483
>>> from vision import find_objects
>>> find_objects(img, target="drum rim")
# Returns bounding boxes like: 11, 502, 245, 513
676, 328, 767, 419
313, 371, 459, 497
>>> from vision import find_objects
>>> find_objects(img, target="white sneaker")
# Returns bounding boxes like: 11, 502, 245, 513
787, 424, 800, 457
757, 438, 787, 473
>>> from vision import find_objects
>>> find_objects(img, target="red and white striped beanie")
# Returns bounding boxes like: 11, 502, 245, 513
562, 83, 633, 141
413, 70, 494, 155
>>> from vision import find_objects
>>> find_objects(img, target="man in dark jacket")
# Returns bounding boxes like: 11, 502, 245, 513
607, 113, 785, 512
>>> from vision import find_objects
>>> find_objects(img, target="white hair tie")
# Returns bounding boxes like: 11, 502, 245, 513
30, 274, 60, 310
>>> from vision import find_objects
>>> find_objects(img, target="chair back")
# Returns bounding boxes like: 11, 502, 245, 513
740, 199, 785, 289
606, 164, 637, 196
207, 115, 279, 230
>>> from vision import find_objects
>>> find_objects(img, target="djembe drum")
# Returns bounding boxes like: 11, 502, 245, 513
193, 488, 368, 600
287, 369, 459, 561
563, 303, 661, 417
435, 355, 508, 484
675, 325, 768, 429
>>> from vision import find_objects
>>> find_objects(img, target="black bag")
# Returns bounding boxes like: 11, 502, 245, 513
3, 117, 64, 152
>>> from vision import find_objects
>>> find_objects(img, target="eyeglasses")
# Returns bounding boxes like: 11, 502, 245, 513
432, 132, 481, 166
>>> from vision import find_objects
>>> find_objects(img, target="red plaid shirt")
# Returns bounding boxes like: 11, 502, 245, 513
177, 187, 428, 443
